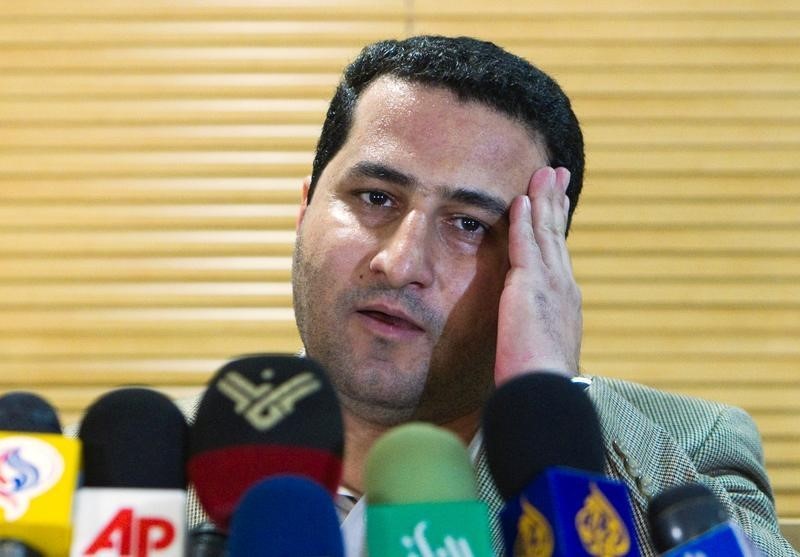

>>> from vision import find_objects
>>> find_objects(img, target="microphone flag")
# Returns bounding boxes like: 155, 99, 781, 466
0, 431, 81, 556
498, 466, 639, 557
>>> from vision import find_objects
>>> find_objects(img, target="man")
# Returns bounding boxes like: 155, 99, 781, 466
193, 36, 796, 555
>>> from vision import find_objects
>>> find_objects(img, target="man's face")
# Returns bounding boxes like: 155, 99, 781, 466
293, 76, 548, 425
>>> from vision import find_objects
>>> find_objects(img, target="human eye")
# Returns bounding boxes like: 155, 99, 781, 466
451, 215, 488, 235
357, 190, 394, 208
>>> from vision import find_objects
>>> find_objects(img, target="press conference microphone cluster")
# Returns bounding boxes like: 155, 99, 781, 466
1, 353, 351, 557
188, 354, 345, 556
649, 482, 762, 556
483, 372, 642, 557
0, 392, 80, 557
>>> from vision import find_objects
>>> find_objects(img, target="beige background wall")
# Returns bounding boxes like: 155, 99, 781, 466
0, 1, 797, 517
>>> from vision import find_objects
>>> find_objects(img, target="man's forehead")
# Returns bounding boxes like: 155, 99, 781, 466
354, 75, 548, 155
339, 76, 549, 199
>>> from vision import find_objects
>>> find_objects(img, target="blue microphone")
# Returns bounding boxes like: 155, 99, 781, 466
649, 483, 762, 556
227, 475, 344, 557
483, 373, 642, 556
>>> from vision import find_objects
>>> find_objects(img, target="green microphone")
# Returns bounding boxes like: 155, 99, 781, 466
365, 423, 493, 557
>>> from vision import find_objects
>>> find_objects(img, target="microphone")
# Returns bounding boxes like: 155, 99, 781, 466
187, 354, 344, 530
0, 392, 62, 434
649, 483, 762, 556
70, 388, 188, 557
365, 422, 494, 557
0, 392, 81, 557
483, 373, 641, 557
227, 475, 344, 556
187, 523, 227, 557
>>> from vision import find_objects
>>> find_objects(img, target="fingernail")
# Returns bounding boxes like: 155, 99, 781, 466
561, 169, 571, 193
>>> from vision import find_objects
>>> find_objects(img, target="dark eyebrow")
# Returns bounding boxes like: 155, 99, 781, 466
351, 161, 415, 186
448, 187, 509, 219
349, 160, 510, 218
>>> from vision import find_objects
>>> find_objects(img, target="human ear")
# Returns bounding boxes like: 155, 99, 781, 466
296, 175, 311, 230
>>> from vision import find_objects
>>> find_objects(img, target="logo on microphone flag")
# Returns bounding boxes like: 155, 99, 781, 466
0, 436, 64, 521
401, 521, 475, 557
367, 501, 493, 557
0, 432, 81, 555
71, 488, 186, 557
575, 483, 631, 556
516, 498, 554, 556
500, 468, 640, 557
217, 368, 322, 431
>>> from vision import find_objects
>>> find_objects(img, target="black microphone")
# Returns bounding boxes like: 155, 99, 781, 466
649, 483, 762, 556
483, 373, 642, 556
70, 388, 189, 556
0, 392, 80, 557
0, 392, 61, 434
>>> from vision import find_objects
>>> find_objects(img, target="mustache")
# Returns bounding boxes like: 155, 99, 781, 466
340, 285, 445, 335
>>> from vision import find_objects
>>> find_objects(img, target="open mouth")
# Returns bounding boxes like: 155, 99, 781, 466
358, 310, 424, 332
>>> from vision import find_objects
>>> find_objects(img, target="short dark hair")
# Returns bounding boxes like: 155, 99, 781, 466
309, 35, 585, 230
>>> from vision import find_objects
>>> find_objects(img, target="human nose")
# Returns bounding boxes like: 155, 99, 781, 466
368, 211, 434, 289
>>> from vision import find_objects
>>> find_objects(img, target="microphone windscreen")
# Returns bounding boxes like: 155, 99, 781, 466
188, 354, 343, 528
365, 422, 477, 504
78, 387, 188, 489
648, 482, 729, 552
0, 392, 61, 434
227, 475, 344, 557
482, 372, 604, 500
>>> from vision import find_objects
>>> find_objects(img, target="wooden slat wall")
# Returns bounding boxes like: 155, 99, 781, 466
0, 0, 797, 517
412, 1, 800, 517
0, 0, 404, 424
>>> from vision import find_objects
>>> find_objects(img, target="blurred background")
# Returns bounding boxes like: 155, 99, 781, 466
0, 0, 797, 520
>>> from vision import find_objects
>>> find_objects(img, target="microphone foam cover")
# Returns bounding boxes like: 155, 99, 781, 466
228, 475, 344, 557
483, 372, 605, 500
0, 391, 62, 434
648, 482, 729, 552
79, 387, 188, 488
188, 354, 343, 528
365, 422, 477, 504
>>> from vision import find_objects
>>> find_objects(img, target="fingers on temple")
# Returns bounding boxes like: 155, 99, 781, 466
530, 166, 570, 271
508, 194, 540, 269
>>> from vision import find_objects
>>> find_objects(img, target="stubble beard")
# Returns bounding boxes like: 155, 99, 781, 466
292, 235, 495, 426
